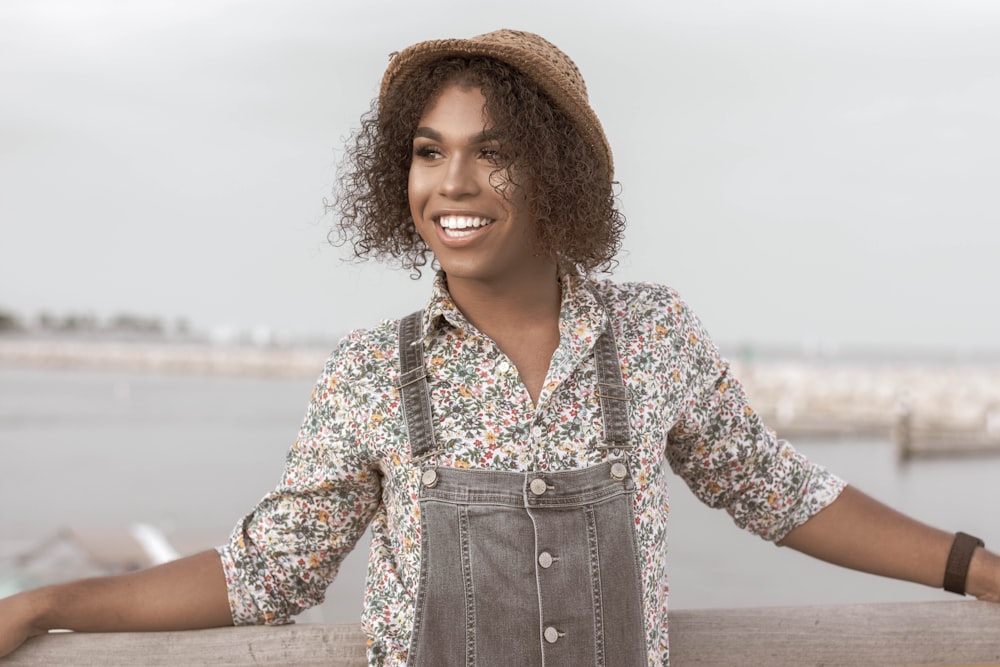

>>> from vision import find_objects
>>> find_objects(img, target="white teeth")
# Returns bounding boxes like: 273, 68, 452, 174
438, 215, 492, 232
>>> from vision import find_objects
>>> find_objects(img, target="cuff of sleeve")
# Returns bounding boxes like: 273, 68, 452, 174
215, 544, 277, 626
767, 461, 848, 543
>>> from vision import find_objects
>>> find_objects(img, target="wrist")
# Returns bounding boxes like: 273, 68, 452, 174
0, 588, 49, 640
20, 585, 64, 634
965, 547, 1000, 602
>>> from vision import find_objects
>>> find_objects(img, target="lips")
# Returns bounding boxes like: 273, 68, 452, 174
437, 215, 494, 239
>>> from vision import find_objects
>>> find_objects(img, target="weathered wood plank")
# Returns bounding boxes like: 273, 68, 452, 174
669, 600, 1000, 666
2, 601, 998, 666
1, 624, 367, 666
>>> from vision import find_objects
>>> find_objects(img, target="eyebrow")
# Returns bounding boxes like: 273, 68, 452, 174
413, 127, 501, 144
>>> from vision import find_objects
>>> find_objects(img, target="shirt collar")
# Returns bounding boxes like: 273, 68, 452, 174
419, 272, 609, 357
557, 274, 608, 361
420, 272, 468, 340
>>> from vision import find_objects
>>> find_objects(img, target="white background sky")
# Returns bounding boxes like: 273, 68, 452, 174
2, 0, 998, 352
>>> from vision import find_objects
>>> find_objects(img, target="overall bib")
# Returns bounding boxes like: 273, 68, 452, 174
397, 306, 648, 667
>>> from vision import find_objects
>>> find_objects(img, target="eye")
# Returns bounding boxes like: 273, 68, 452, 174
413, 144, 443, 160
479, 147, 506, 165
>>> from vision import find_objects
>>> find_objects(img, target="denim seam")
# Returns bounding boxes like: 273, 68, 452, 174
420, 492, 527, 505
586, 505, 606, 667
524, 487, 630, 507
408, 492, 432, 666
424, 488, 627, 506
459, 505, 476, 666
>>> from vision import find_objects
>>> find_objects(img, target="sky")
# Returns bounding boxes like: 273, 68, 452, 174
2, 0, 999, 353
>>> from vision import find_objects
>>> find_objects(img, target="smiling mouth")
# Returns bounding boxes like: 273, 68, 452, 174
437, 215, 494, 238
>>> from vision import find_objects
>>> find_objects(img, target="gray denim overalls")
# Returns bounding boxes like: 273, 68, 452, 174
397, 303, 649, 667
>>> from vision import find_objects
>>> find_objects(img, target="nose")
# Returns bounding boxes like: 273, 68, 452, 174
438, 154, 480, 199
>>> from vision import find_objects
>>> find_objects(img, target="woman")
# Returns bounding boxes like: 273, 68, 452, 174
1, 28, 998, 667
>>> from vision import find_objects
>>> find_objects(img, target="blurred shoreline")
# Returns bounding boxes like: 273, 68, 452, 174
0, 336, 334, 379
3, 336, 1000, 450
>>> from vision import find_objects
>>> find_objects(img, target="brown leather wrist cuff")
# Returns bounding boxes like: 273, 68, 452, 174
943, 531, 984, 596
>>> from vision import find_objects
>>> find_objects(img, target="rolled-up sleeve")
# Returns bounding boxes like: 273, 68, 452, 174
663, 301, 846, 543
217, 348, 381, 625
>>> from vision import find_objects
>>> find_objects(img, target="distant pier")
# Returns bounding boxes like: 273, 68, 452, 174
730, 359, 1000, 459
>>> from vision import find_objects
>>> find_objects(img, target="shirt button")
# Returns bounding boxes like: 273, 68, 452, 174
543, 626, 561, 643
421, 469, 439, 488
538, 551, 554, 569
497, 360, 511, 374
610, 462, 628, 481
529, 478, 548, 496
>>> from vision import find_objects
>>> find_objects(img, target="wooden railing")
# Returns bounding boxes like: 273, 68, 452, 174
3, 600, 999, 666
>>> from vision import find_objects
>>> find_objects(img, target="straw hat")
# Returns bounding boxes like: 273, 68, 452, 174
380, 29, 614, 181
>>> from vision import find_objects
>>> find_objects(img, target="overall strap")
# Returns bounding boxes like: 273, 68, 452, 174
397, 288, 632, 459
397, 310, 437, 460
588, 287, 633, 450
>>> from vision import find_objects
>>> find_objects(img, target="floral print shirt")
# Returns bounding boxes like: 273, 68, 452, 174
217, 274, 846, 666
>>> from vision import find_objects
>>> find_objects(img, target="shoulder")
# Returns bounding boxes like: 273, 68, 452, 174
319, 315, 407, 388
585, 277, 699, 331
585, 278, 722, 371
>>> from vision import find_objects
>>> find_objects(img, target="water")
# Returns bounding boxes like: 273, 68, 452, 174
2, 365, 999, 623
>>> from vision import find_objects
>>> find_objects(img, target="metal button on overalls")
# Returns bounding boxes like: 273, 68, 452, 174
538, 551, 555, 568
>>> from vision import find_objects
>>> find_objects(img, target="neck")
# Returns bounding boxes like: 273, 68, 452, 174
445, 265, 562, 335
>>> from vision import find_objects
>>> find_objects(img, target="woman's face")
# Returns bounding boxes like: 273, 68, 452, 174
407, 84, 554, 289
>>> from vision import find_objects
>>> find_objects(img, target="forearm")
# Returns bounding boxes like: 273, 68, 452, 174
779, 485, 1000, 600
26, 549, 233, 634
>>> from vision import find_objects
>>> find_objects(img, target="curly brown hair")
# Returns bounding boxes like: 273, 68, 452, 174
329, 56, 625, 276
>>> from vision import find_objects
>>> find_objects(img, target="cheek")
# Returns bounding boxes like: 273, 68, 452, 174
407, 170, 435, 247
407, 167, 429, 218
